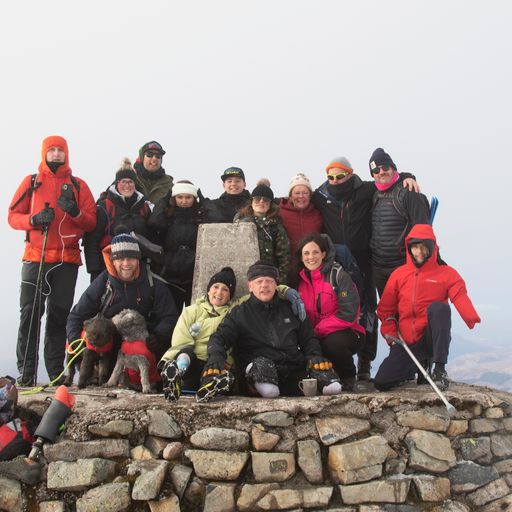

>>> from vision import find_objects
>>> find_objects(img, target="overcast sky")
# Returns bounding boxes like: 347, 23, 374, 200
1, 1, 510, 378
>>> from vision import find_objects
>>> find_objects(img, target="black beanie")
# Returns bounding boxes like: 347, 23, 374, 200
251, 184, 274, 201
369, 148, 397, 175
207, 267, 236, 298
247, 260, 279, 282
115, 157, 137, 183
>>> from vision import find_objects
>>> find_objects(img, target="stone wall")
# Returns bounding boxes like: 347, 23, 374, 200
3, 382, 512, 512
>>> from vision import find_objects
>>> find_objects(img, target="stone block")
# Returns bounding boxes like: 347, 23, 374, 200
183, 477, 205, 509
467, 478, 510, 507
504, 417, 512, 431
297, 439, 323, 483
185, 449, 248, 480
494, 459, 512, 474
447, 419, 469, 437
204, 483, 236, 512
251, 452, 296, 482
87, 419, 134, 437
485, 407, 505, 419
302, 486, 334, 508
491, 433, 512, 457
405, 429, 456, 473
385, 457, 407, 475
130, 445, 155, 460
480, 494, 512, 511
148, 494, 180, 512
44, 439, 130, 462
163, 442, 184, 460
315, 416, 371, 445
0, 476, 22, 512
147, 410, 182, 439
412, 475, 451, 502
397, 410, 450, 432
253, 411, 294, 427
448, 461, 499, 492
338, 476, 411, 504
127, 459, 168, 501
470, 418, 502, 434
257, 489, 302, 510
192, 223, 259, 301
145, 436, 170, 457
431, 501, 470, 512
328, 435, 389, 483
170, 463, 193, 499
76, 482, 131, 512
237, 483, 280, 511
190, 427, 250, 451
47, 459, 116, 491
459, 436, 491, 462
39, 501, 66, 512
251, 426, 280, 451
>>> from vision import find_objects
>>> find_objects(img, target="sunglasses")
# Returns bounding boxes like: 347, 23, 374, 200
327, 172, 349, 181
372, 165, 391, 174
145, 152, 162, 159
252, 196, 271, 203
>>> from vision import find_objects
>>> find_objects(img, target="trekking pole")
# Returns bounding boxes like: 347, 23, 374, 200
386, 335, 456, 414
21, 204, 51, 386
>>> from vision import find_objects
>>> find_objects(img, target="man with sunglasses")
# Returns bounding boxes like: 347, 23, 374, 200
312, 155, 419, 382
133, 141, 174, 204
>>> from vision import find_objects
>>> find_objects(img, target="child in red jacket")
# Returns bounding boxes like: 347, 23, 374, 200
375, 224, 480, 391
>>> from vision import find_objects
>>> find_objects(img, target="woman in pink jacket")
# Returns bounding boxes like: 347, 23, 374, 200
296, 233, 365, 390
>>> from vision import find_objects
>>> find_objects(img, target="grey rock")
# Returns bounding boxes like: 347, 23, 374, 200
479, 494, 512, 511
466, 478, 510, 507
274, 435, 296, 453
494, 459, 512, 474
459, 436, 492, 462
302, 486, 333, 508
504, 417, 512, 431
412, 475, 451, 502
491, 433, 512, 457
485, 407, 505, 419
190, 427, 249, 451
297, 440, 323, 483
257, 489, 302, 510
339, 476, 411, 504
183, 476, 205, 509
87, 419, 134, 437
145, 436, 170, 457
447, 420, 469, 437
185, 449, 248, 480
148, 494, 180, 512
76, 482, 131, 512
237, 483, 280, 511
253, 411, 294, 427
431, 500, 470, 512
47, 459, 116, 491
204, 483, 236, 512
163, 442, 184, 460
127, 459, 168, 500
328, 435, 389, 484
39, 501, 66, 512
315, 416, 370, 445
251, 452, 296, 482
385, 458, 407, 475
405, 429, 456, 473
448, 461, 499, 492
44, 439, 130, 462
0, 476, 22, 512
147, 410, 182, 439
397, 409, 450, 432
170, 464, 193, 499
251, 426, 280, 451
469, 418, 502, 434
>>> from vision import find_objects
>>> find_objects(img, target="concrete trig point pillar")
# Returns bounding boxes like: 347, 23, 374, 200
191, 223, 260, 302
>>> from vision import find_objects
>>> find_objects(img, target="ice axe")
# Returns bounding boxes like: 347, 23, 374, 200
386, 335, 456, 414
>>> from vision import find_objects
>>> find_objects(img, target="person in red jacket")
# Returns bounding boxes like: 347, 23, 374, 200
375, 224, 481, 391
8, 136, 96, 386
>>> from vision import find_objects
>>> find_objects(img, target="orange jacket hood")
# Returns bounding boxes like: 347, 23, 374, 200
39, 135, 72, 177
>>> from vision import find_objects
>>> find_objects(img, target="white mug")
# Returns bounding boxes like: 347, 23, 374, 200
298, 378, 318, 397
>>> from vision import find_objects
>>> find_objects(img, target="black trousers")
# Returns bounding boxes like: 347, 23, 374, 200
374, 302, 451, 391
16, 261, 78, 380
373, 265, 396, 298
321, 329, 363, 379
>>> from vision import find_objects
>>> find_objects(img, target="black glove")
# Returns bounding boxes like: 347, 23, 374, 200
284, 287, 306, 321
200, 356, 227, 386
308, 356, 334, 372
30, 205, 54, 226
57, 194, 80, 217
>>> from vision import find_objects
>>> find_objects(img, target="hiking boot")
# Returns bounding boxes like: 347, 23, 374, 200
357, 358, 371, 381
196, 372, 234, 403
49, 374, 66, 386
431, 367, 449, 391
417, 360, 431, 385
341, 377, 356, 392
161, 360, 183, 402
16, 375, 35, 387
0, 457, 41, 485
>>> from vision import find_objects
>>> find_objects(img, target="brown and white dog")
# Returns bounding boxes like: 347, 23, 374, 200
105, 309, 160, 394
64, 316, 117, 388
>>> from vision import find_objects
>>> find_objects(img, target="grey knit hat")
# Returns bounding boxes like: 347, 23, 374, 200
247, 260, 279, 282
110, 234, 142, 260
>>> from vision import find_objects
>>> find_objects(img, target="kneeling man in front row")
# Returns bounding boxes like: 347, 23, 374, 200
375, 224, 480, 392
198, 261, 342, 400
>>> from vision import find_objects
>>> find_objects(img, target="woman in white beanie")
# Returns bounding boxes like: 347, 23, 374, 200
148, 180, 204, 311
279, 173, 323, 275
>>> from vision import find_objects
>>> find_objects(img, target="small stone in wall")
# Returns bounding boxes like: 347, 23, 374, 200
257, 489, 302, 510
190, 427, 249, 451
385, 457, 407, 475
253, 411, 294, 427
185, 449, 249, 480
251, 452, 295, 482
44, 439, 130, 462
184, 476, 206, 509
448, 461, 499, 493
491, 433, 512, 457
397, 409, 450, 432
302, 486, 333, 508
237, 483, 280, 511
251, 426, 280, 451
87, 419, 134, 437
405, 430, 456, 473
412, 474, 451, 502
147, 410, 182, 439
431, 500, 470, 512
0, 476, 22, 512
47, 459, 117, 491
478, 494, 512, 511
484, 407, 504, 419
315, 416, 371, 446
163, 441, 184, 460
130, 445, 155, 460
494, 459, 512, 474
338, 475, 411, 504
127, 459, 168, 501
466, 478, 510, 507
148, 494, 180, 512
204, 483, 236, 512
145, 436, 170, 457
469, 418, 502, 434
39, 501, 66, 512
170, 463, 193, 500
76, 482, 131, 512
503, 417, 512, 432
447, 419, 469, 437
458, 436, 491, 463
297, 439, 323, 483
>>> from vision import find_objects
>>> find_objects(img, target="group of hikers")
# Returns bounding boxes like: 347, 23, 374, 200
7, 135, 481, 401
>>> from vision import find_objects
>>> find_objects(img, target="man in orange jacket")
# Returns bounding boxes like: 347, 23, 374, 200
8, 136, 96, 386
375, 224, 481, 391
